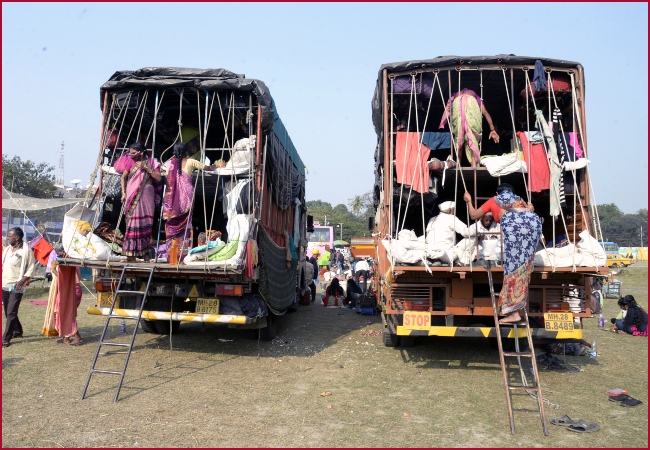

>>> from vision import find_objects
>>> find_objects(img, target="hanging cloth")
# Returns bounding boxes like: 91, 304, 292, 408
516, 132, 550, 193
535, 110, 562, 217
28, 236, 54, 265
552, 108, 567, 209
533, 60, 547, 92
395, 132, 431, 194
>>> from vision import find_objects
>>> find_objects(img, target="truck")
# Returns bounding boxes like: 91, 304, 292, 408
370, 55, 608, 347
59, 67, 307, 340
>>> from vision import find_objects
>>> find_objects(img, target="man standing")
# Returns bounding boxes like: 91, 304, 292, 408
2, 228, 36, 347
308, 249, 320, 302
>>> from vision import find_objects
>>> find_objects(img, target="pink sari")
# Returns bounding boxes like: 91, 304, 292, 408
163, 158, 194, 253
122, 157, 161, 257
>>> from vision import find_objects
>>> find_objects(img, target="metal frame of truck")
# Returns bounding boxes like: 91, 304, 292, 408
370, 55, 608, 347
59, 67, 307, 340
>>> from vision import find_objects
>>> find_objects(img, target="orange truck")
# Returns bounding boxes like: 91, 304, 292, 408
370, 55, 608, 347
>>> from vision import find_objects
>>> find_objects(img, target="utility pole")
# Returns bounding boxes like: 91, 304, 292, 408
337, 222, 343, 240
57, 141, 65, 186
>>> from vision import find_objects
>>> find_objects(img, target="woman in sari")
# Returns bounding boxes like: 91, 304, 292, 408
162, 143, 216, 258
464, 183, 542, 324
439, 89, 500, 167
120, 142, 162, 261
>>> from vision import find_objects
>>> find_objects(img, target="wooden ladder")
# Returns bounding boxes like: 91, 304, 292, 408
486, 260, 549, 435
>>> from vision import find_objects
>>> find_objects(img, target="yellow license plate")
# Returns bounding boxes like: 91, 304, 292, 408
544, 312, 574, 331
403, 311, 431, 330
195, 298, 220, 314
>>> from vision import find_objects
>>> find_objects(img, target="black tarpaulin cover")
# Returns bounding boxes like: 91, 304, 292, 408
371, 54, 583, 136
100, 67, 275, 132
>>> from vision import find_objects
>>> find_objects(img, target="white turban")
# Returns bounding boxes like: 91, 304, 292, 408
439, 201, 455, 212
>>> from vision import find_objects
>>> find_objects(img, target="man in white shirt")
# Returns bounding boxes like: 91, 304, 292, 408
2, 228, 36, 347
454, 211, 503, 266
354, 257, 370, 292
425, 201, 470, 265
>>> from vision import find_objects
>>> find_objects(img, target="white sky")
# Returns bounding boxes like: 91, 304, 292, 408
2, 2, 648, 213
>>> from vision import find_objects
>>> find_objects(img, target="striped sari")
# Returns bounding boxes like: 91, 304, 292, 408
162, 157, 194, 254
122, 158, 161, 258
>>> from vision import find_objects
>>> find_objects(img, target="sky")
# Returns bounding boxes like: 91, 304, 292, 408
2, 2, 648, 214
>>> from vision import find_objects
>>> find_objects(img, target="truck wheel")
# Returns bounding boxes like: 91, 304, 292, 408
400, 336, 416, 347
383, 331, 399, 347
155, 320, 180, 334
140, 319, 158, 334
259, 314, 277, 341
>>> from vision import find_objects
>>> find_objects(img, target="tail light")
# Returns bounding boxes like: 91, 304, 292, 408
95, 278, 118, 292
216, 285, 243, 296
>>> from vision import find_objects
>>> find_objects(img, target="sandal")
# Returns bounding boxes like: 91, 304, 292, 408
69, 336, 84, 346
56, 337, 71, 345
608, 394, 630, 402
620, 397, 643, 407
567, 421, 600, 433
2, 341, 10, 348
550, 414, 579, 427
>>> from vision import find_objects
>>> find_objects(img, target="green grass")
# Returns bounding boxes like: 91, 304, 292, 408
2, 270, 647, 447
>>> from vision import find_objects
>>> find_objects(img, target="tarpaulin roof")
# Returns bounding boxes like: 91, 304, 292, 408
100, 67, 305, 176
371, 54, 583, 135
2, 187, 81, 211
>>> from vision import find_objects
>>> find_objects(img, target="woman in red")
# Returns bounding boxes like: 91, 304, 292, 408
463, 183, 541, 324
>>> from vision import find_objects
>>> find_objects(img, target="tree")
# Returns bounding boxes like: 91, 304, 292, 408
596, 204, 648, 247
2, 154, 57, 198
347, 195, 364, 216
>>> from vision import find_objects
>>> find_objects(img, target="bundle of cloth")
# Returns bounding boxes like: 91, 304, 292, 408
534, 230, 606, 267
60, 204, 122, 261
381, 229, 428, 265
184, 214, 253, 267
214, 136, 255, 176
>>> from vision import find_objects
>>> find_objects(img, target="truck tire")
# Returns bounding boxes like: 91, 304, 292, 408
383, 331, 399, 347
140, 319, 158, 334
259, 314, 277, 341
155, 320, 180, 334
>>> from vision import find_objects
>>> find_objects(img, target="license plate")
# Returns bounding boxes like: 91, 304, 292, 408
403, 311, 431, 330
195, 298, 220, 314
544, 312, 574, 331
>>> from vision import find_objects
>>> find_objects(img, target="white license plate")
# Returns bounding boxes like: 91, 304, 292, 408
544, 312, 574, 331
195, 298, 220, 314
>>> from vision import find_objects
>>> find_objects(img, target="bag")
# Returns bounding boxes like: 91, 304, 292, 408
102, 172, 122, 198
360, 293, 377, 309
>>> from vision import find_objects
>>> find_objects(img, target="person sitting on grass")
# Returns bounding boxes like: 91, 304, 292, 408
614, 295, 648, 336
346, 277, 364, 309
322, 277, 345, 307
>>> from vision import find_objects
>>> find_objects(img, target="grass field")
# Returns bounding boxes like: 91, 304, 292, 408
2, 266, 647, 447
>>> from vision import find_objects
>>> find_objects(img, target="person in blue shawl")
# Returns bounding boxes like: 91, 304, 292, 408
464, 184, 542, 324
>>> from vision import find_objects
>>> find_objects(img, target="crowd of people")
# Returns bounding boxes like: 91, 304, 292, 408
305, 245, 375, 309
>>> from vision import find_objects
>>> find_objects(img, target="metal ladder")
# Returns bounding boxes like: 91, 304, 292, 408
486, 260, 549, 435
81, 266, 156, 402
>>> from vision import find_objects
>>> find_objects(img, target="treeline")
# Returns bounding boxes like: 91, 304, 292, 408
596, 204, 647, 247
307, 196, 647, 247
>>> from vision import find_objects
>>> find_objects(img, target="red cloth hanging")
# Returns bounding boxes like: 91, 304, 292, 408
30, 236, 54, 265
395, 132, 432, 194
517, 132, 550, 193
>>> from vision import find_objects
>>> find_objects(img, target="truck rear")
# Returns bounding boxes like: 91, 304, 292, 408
370, 55, 608, 347
59, 67, 307, 340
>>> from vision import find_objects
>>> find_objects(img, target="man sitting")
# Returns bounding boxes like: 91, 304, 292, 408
475, 212, 502, 265
425, 201, 470, 266
453, 211, 502, 267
